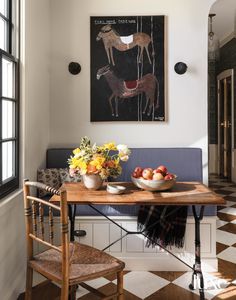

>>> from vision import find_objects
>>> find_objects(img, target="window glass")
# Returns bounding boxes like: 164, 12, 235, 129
0, 17, 7, 51
0, 0, 19, 198
0, 0, 8, 17
2, 100, 15, 139
2, 141, 15, 182
2, 57, 14, 98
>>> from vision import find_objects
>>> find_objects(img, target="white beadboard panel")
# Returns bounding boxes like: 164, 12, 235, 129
109, 223, 122, 253
126, 222, 144, 253
93, 223, 110, 250
79, 223, 93, 246
75, 216, 216, 259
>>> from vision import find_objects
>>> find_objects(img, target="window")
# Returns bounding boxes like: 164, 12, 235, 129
0, 0, 19, 198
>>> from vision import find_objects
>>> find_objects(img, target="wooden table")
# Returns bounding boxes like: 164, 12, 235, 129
51, 181, 225, 205
51, 181, 225, 300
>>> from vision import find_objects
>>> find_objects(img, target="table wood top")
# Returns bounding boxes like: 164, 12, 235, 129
50, 182, 226, 206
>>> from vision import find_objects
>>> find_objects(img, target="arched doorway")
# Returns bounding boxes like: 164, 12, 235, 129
208, 0, 236, 182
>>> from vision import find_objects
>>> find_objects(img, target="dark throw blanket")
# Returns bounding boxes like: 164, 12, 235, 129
137, 205, 188, 248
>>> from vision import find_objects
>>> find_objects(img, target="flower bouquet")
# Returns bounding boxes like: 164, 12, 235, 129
68, 137, 130, 189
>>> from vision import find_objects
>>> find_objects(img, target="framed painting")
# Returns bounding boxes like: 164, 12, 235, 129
90, 15, 165, 122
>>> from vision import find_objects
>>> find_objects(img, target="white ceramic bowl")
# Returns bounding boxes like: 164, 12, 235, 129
131, 175, 177, 191
106, 184, 126, 194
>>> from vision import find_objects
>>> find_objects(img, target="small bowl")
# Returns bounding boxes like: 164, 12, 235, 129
131, 175, 177, 191
107, 184, 126, 194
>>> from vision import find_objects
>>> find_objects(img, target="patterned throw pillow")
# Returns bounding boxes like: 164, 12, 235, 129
37, 168, 61, 197
59, 168, 81, 183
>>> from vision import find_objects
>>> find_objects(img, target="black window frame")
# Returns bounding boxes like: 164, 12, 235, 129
0, 0, 19, 199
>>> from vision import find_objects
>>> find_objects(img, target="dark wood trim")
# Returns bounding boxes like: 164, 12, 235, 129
0, 52, 2, 183
8, 0, 12, 54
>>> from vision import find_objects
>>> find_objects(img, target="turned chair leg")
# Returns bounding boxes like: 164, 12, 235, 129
25, 265, 33, 300
61, 283, 69, 300
117, 271, 124, 300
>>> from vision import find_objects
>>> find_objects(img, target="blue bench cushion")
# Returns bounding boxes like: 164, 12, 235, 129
46, 148, 216, 216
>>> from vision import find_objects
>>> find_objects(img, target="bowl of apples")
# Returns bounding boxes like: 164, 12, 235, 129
131, 165, 177, 191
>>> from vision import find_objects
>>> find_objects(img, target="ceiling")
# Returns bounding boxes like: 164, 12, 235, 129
210, 0, 236, 45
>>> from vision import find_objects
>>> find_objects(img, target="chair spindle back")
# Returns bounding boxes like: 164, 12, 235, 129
23, 180, 69, 254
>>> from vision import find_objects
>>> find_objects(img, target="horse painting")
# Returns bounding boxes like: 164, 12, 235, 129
96, 25, 154, 66
96, 65, 159, 117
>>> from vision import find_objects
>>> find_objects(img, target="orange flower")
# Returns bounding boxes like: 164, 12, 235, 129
87, 163, 98, 174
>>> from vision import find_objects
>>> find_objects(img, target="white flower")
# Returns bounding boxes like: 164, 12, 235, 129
120, 155, 129, 162
117, 144, 130, 155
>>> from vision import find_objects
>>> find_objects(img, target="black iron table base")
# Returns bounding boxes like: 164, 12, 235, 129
68, 204, 206, 300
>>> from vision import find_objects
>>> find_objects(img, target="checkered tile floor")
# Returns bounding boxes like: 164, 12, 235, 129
75, 175, 236, 300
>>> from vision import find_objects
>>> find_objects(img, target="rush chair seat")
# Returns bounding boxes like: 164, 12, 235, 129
23, 180, 125, 300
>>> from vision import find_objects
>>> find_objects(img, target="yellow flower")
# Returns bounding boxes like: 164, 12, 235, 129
103, 142, 117, 150
90, 156, 105, 170
73, 148, 81, 155
70, 157, 80, 168
78, 160, 87, 174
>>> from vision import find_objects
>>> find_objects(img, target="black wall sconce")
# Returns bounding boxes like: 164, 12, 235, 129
174, 62, 188, 75
68, 62, 81, 75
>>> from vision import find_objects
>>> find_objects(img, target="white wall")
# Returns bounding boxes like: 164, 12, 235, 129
23, 0, 51, 178
50, 0, 216, 183
0, 0, 52, 299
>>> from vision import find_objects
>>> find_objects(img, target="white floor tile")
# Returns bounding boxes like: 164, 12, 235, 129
231, 219, 236, 224
173, 272, 229, 300
232, 279, 236, 285
218, 207, 236, 216
76, 278, 111, 298
216, 230, 236, 246
76, 286, 89, 298
217, 247, 236, 264
113, 271, 169, 299
216, 219, 228, 229
85, 277, 110, 289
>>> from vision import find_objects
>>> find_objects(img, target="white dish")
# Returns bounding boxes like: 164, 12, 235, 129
106, 184, 126, 194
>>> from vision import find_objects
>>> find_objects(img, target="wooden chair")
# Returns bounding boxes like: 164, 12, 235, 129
23, 180, 125, 300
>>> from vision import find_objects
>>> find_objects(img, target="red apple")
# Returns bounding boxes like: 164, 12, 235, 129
157, 165, 168, 176
134, 167, 143, 177
142, 168, 153, 180
132, 171, 139, 178
153, 168, 164, 175
153, 172, 164, 180
164, 173, 175, 180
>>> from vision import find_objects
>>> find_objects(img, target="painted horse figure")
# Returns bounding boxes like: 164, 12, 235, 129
96, 65, 159, 117
96, 25, 153, 66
